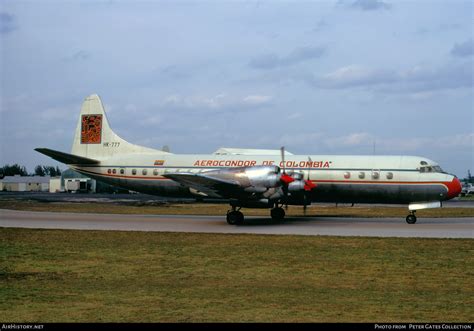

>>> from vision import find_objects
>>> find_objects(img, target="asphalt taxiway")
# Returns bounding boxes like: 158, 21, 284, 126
1, 209, 472, 238
1, 192, 473, 207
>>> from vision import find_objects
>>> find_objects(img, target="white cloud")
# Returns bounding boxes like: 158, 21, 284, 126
39, 107, 75, 121
242, 95, 272, 105
408, 91, 435, 100
311, 62, 473, 93
278, 132, 326, 146
162, 94, 182, 106
1, 1, 472, 176
324, 133, 474, 152
326, 132, 374, 147
287, 112, 302, 120
281, 131, 474, 154
249, 46, 325, 70
434, 133, 474, 149
161, 94, 227, 109
138, 115, 162, 127
160, 93, 272, 110
318, 65, 396, 88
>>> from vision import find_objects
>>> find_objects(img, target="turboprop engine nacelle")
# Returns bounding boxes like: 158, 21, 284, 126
288, 180, 305, 191
244, 165, 282, 188
204, 165, 282, 189
202, 165, 315, 199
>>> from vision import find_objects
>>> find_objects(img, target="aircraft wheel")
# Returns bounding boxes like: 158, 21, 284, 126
271, 207, 285, 221
226, 211, 244, 225
406, 214, 417, 224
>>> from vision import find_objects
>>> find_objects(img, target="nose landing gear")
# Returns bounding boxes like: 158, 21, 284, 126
406, 211, 417, 224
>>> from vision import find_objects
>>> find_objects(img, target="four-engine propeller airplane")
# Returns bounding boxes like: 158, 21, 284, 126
36, 94, 462, 225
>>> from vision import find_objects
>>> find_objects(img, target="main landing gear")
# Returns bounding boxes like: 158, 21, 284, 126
270, 206, 285, 222
226, 207, 244, 225
226, 205, 287, 225
406, 211, 417, 224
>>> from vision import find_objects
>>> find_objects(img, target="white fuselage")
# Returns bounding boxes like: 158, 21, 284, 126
71, 153, 458, 204
35, 94, 463, 223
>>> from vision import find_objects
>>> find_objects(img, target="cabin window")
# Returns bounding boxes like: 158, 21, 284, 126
386, 172, 393, 180
120, 169, 125, 175
344, 172, 351, 179
107, 169, 111, 174
112, 169, 116, 174
142, 169, 148, 176
153, 169, 159, 176
132, 169, 137, 175
358, 172, 365, 179
372, 170, 380, 179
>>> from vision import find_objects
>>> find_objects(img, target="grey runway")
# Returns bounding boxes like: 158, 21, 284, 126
0, 209, 473, 238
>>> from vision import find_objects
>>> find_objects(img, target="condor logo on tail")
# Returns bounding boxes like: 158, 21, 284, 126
81, 114, 102, 144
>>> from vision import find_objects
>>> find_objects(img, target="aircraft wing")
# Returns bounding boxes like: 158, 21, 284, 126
162, 173, 243, 198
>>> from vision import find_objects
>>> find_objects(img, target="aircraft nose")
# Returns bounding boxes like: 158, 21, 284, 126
446, 176, 462, 199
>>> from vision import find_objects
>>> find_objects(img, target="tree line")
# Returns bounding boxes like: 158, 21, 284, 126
0, 164, 62, 178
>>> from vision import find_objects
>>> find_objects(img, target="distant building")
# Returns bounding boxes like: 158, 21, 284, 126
60, 168, 129, 194
60, 169, 96, 193
49, 177, 62, 193
0, 175, 50, 192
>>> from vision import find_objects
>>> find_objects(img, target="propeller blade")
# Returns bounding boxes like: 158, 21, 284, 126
302, 155, 314, 214
279, 145, 294, 190
304, 156, 316, 191
307, 156, 312, 180
280, 146, 286, 173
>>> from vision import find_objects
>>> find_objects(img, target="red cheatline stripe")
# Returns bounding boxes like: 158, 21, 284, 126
77, 168, 450, 189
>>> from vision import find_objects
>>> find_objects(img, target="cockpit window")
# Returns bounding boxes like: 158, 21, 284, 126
419, 166, 432, 173
419, 165, 444, 173
433, 166, 444, 173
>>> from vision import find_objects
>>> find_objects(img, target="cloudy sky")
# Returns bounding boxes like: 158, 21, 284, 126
1, 0, 473, 176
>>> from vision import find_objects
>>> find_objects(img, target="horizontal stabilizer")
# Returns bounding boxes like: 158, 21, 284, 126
35, 148, 100, 165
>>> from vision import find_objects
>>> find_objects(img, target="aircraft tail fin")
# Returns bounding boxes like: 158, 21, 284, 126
71, 94, 166, 159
